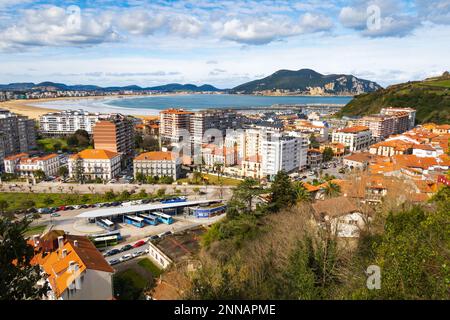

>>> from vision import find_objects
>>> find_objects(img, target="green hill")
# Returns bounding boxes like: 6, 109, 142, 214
338, 72, 450, 124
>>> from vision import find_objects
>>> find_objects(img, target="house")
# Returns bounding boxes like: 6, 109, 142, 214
30, 230, 114, 300
133, 151, 181, 180
343, 152, 381, 170
4, 153, 60, 177
311, 197, 369, 238
68, 149, 121, 181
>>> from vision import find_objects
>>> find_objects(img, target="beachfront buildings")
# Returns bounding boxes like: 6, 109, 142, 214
4, 153, 60, 177
31, 230, 114, 300
93, 114, 135, 161
332, 126, 372, 152
0, 109, 37, 171
159, 109, 193, 144
68, 149, 121, 181
133, 151, 181, 180
39, 110, 106, 136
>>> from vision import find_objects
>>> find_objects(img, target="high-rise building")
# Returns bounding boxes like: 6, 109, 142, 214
0, 109, 36, 171
159, 109, 194, 144
355, 115, 396, 141
190, 110, 238, 146
380, 107, 416, 130
93, 114, 135, 161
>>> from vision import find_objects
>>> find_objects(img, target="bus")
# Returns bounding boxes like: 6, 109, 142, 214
161, 196, 187, 204
124, 215, 145, 228
152, 211, 174, 225
92, 235, 119, 248
89, 230, 122, 241
139, 213, 159, 226
96, 218, 115, 231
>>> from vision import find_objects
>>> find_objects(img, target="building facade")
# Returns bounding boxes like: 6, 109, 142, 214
332, 126, 372, 152
133, 151, 181, 180
0, 109, 37, 171
39, 109, 106, 136
68, 149, 121, 181
4, 153, 60, 177
380, 107, 416, 130
159, 109, 194, 144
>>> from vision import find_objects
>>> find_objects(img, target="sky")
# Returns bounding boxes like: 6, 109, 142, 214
0, 0, 449, 89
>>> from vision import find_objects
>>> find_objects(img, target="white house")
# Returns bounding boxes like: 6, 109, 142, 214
68, 149, 121, 181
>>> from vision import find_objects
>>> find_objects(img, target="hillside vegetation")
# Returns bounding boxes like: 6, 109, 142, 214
338, 72, 450, 124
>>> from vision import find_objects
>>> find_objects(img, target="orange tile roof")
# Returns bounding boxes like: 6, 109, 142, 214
20, 153, 58, 163
71, 149, 119, 160
338, 126, 370, 133
4, 152, 28, 161
392, 154, 438, 170
32, 233, 113, 298
134, 151, 176, 161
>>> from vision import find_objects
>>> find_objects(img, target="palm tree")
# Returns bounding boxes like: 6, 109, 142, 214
324, 182, 341, 199
294, 182, 311, 202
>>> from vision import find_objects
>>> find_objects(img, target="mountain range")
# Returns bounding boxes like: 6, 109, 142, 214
0, 82, 221, 92
0, 68, 382, 96
230, 69, 382, 95
338, 72, 450, 124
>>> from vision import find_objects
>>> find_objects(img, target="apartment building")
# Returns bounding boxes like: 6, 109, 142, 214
260, 130, 307, 178
307, 149, 323, 169
380, 107, 416, 130
68, 149, 121, 181
31, 230, 114, 300
294, 119, 329, 141
202, 144, 236, 167
159, 109, 194, 144
0, 109, 37, 171
93, 114, 135, 161
369, 140, 414, 157
355, 115, 396, 141
4, 153, 60, 177
133, 151, 181, 180
190, 110, 237, 146
39, 109, 106, 136
332, 126, 372, 152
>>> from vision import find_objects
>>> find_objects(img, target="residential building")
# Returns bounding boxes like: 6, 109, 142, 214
31, 230, 114, 300
93, 114, 135, 161
190, 110, 237, 146
380, 107, 416, 130
294, 119, 329, 141
369, 140, 414, 157
68, 149, 121, 181
4, 153, 60, 177
319, 142, 346, 158
307, 149, 323, 169
332, 126, 371, 152
39, 109, 106, 136
159, 109, 194, 144
133, 151, 181, 180
343, 152, 380, 169
0, 109, 37, 171
240, 155, 264, 180
355, 115, 396, 141
202, 144, 236, 168
260, 130, 307, 178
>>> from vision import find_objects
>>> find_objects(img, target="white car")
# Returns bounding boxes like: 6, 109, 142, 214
132, 250, 145, 258
119, 254, 133, 262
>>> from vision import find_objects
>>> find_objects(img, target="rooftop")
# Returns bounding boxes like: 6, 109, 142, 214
70, 149, 119, 160
337, 126, 370, 134
134, 151, 176, 161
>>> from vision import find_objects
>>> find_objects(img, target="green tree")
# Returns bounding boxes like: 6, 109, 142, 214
0, 199, 9, 215
268, 171, 297, 212
135, 172, 146, 183
20, 200, 36, 210
322, 147, 334, 162
156, 188, 166, 197
138, 189, 147, 198
120, 190, 131, 200
228, 178, 262, 216
294, 182, 311, 202
0, 217, 49, 299
58, 166, 69, 178
159, 176, 174, 184
310, 134, 320, 149
33, 169, 46, 181
42, 197, 54, 207
105, 190, 116, 201
323, 182, 341, 198
142, 135, 159, 151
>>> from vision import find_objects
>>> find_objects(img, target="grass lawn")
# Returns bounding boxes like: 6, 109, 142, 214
24, 224, 47, 237
115, 269, 148, 289
138, 258, 163, 277
0, 191, 178, 212
178, 173, 242, 186
37, 138, 68, 152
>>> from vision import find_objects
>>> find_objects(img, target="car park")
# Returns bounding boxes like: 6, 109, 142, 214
104, 248, 120, 257
119, 254, 132, 262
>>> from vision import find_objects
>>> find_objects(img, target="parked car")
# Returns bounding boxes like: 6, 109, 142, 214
120, 244, 133, 252
147, 235, 159, 242
119, 254, 132, 262
104, 249, 120, 257
50, 213, 61, 217
133, 240, 146, 248
109, 259, 120, 265
158, 231, 172, 238
57, 206, 66, 211
132, 250, 145, 258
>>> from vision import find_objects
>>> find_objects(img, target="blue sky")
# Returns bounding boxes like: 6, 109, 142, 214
0, 0, 449, 88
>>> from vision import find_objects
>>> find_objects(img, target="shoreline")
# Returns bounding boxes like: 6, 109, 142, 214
0, 93, 351, 119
